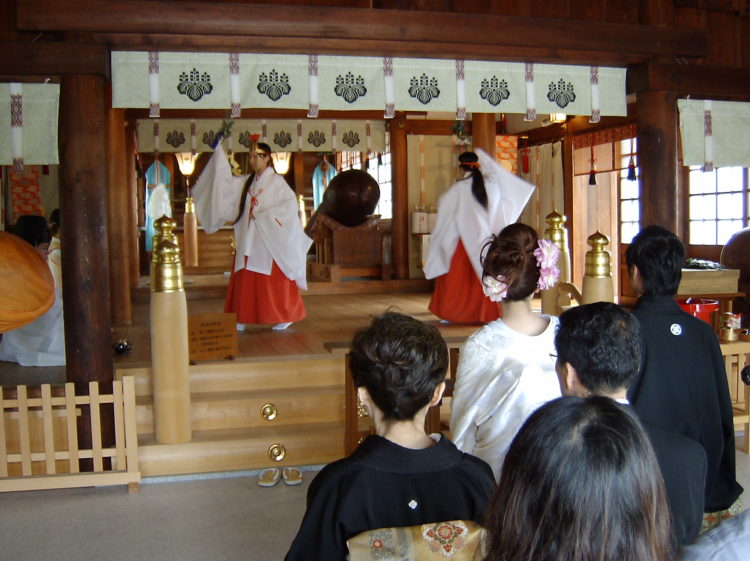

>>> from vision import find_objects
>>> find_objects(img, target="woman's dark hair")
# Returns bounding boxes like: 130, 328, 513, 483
232, 142, 274, 225
349, 311, 448, 421
481, 223, 539, 301
459, 151, 487, 209
625, 225, 684, 296
13, 215, 50, 248
483, 396, 674, 561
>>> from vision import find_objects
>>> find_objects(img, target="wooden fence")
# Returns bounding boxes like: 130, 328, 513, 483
0, 376, 140, 492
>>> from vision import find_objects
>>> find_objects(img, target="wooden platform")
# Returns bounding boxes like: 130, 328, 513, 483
0, 280, 480, 477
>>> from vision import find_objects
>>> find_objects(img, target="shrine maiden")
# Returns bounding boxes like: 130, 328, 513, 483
193, 141, 312, 330
424, 148, 534, 323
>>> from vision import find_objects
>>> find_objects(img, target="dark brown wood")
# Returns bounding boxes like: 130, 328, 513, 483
106, 105, 132, 326
471, 113, 496, 157
628, 62, 750, 100
125, 121, 140, 288
16, 1, 707, 62
85, 33, 672, 66
636, 90, 681, 234
59, 73, 114, 383
389, 115, 409, 280
0, 41, 108, 76
562, 133, 576, 278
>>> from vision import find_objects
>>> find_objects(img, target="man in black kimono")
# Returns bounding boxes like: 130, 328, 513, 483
626, 225, 743, 526
555, 301, 707, 546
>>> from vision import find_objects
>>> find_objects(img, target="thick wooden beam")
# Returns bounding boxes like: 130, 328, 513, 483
17, 1, 707, 62
628, 62, 750, 100
471, 113, 496, 157
636, 90, 681, 235
106, 105, 132, 326
59, 73, 114, 382
0, 40, 108, 76
389, 115, 409, 280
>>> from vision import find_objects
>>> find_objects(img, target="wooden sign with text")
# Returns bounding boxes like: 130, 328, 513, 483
188, 313, 238, 363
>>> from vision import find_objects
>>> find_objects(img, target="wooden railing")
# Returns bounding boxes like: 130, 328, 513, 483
0, 377, 140, 492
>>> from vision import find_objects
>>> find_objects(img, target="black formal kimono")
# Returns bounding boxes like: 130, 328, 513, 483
628, 295, 743, 512
284, 434, 495, 561
641, 419, 706, 545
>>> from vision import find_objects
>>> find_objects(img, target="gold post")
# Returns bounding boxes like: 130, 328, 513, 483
150, 216, 192, 444
581, 231, 615, 304
540, 209, 572, 315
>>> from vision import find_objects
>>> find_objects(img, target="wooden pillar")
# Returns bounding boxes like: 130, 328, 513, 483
562, 134, 576, 276
106, 103, 132, 326
59, 74, 114, 383
390, 114, 409, 279
125, 121, 140, 288
471, 113, 496, 156
60, 74, 114, 469
636, 90, 680, 235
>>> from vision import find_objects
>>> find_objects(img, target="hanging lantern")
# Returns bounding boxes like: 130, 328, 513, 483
626, 138, 637, 181
588, 145, 597, 186
176, 152, 199, 267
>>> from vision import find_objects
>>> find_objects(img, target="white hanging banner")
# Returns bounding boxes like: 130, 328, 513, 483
679, 99, 750, 168
317, 55, 383, 112
392, 57, 455, 113
0, 82, 60, 166
113, 51, 627, 119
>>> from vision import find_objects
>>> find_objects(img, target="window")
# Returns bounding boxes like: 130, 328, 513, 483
366, 146, 392, 220
618, 138, 640, 244
339, 151, 362, 171
688, 166, 748, 245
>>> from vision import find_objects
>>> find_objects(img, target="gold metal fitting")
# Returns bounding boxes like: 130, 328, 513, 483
268, 443, 286, 462
584, 231, 611, 278
260, 403, 278, 421
184, 196, 195, 214
151, 216, 184, 293
544, 209, 568, 252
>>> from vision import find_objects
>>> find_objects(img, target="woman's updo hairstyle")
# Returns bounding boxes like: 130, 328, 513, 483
482, 223, 539, 301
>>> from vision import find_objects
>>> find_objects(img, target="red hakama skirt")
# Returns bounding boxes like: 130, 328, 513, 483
225, 260, 306, 325
428, 240, 502, 323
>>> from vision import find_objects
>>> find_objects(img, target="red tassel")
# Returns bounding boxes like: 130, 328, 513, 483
521, 148, 530, 174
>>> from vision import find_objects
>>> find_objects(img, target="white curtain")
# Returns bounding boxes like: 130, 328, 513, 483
518, 141, 564, 234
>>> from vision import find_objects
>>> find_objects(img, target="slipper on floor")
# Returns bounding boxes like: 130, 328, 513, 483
258, 468, 281, 487
282, 467, 303, 486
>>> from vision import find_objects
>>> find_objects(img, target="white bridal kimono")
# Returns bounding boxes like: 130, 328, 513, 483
450, 315, 561, 480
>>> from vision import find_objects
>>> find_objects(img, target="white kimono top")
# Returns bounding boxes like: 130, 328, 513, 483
449, 315, 561, 480
423, 148, 535, 281
193, 146, 312, 290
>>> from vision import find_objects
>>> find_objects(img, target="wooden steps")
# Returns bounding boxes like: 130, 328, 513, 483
138, 422, 344, 477
116, 354, 347, 477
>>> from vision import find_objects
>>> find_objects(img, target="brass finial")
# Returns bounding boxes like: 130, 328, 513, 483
585, 231, 611, 278
151, 216, 184, 293
544, 209, 568, 251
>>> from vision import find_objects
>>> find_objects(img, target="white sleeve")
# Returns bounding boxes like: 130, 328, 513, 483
192, 145, 243, 234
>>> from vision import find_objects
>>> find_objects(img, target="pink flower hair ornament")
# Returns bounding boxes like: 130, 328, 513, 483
482, 275, 508, 302
534, 239, 561, 291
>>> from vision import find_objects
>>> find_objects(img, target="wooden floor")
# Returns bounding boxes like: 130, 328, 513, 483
0, 279, 483, 384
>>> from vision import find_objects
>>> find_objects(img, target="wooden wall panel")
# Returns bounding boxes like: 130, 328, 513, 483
529, 0, 571, 19
706, 11, 741, 65
638, 0, 674, 25
604, 1, 638, 24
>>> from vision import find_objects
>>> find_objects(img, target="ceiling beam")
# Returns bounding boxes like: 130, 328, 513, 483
0, 41, 109, 76
16, 1, 707, 65
628, 63, 750, 100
